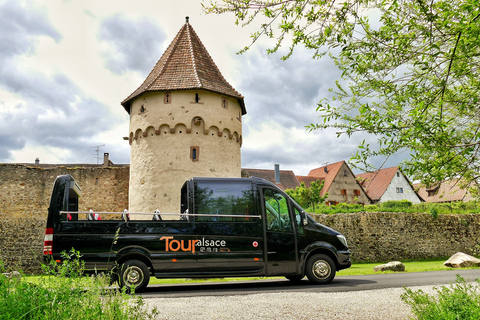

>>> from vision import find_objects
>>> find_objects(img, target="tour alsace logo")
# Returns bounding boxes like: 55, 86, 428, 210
160, 236, 227, 253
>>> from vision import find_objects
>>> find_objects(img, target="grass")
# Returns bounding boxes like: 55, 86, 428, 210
338, 259, 464, 276
305, 200, 480, 216
2, 250, 158, 320
23, 258, 479, 286
402, 275, 480, 319
22, 258, 480, 286
144, 259, 479, 284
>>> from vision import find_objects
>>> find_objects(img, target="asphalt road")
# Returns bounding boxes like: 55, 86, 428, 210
140, 268, 480, 298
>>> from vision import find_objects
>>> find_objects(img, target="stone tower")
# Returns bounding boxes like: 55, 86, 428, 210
121, 18, 246, 215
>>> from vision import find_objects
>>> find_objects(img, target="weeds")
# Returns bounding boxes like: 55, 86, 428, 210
402, 275, 480, 319
0, 250, 158, 320
306, 200, 480, 215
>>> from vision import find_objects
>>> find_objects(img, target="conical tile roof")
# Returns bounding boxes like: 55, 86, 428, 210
121, 18, 245, 114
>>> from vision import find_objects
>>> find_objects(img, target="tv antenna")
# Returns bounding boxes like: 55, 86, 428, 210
90, 144, 105, 164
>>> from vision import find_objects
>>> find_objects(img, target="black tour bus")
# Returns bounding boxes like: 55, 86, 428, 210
44, 174, 351, 291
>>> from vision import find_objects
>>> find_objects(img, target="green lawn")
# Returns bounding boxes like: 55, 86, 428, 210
148, 259, 477, 285
337, 259, 455, 276
24, 259, 478, 286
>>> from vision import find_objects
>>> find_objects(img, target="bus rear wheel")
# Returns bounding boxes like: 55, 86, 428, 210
119, 260, 150, 292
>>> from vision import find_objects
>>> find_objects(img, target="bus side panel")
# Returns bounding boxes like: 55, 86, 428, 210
194, 221, 264, 274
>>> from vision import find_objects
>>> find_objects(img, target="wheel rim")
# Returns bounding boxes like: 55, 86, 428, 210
312, 260, 331, 280
123, 266, 144, 286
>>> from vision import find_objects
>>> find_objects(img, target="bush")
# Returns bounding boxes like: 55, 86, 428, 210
380, 200, 413, 211
364, 205, 379, 211
402, 275, 480, 319
0, 250, 158, 320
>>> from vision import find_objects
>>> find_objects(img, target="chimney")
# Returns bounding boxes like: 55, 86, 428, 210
274, 164, 280, 184
35, 158, 40, 165
103, 153, 109, 167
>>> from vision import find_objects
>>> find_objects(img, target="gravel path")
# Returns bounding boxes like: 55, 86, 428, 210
144, 285, 438, 319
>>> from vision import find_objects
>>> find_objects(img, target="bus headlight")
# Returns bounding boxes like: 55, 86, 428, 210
337, 235, 348, 248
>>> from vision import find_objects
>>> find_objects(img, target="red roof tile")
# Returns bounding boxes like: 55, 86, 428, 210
122, 20, 245, 114
297, 175, 325, 188
241, 168, 300, 191
415, 179, 474, 202
308, 161, 346, 196
356, 166, 399, 201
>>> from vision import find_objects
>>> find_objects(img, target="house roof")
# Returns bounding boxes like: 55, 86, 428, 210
241, 168, 300, 191
414, 178, 474, 202
121, 18, 245, 114
297, 175, 325, 188
308, 161, 346, 196
356, 166, 399, 201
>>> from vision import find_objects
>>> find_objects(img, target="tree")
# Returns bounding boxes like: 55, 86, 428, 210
204, 0, 480, 193
285, 179, 327, 209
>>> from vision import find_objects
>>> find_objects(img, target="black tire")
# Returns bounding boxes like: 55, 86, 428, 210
305, 254, 336, 284
118, 260, 150, 292
285, 275, 304, 282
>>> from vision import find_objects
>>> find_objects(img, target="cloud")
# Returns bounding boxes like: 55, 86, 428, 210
236, 47, 359, 174
98, 14, 166, 75
0, 0, 61, 60
0, 0, 121, 163
236, 47, 341, 130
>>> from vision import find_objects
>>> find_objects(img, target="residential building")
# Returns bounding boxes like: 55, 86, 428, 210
306, 161, 371, 205
357, 166, 423, 204
415, 179, 474, 203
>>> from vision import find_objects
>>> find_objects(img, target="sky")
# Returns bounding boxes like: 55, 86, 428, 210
0, 0, 402, 176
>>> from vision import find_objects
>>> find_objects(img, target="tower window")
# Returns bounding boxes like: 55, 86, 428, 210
190, 146, 199, 162
221, 97, 228, 109
397, 172, 400, 177
139, 105, 145, 113
164, 92, 171, 104
195, 93, 200, 103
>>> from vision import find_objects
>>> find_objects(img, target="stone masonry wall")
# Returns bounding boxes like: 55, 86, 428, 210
1, 163, 480, 272
314, 212, 480, 262
0, 164, 129, 272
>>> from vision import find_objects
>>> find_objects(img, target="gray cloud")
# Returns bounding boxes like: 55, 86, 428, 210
0, 0, 61, 60
0, 0, 120, 163
98, 14, 166, 75
236, 46, 407, 174
236, 47, 341, 130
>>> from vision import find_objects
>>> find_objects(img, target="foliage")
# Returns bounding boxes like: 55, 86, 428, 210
203, 0, 480, 194
381, 200, 413, 210
308, 199, 480, 215
285, 179, 328, 210
0, 250, 157, 320
402, 275, 480, 320
430, 205, 439, 219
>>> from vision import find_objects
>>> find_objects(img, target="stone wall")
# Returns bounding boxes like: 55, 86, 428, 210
2, 163, 480, 272
0, 164, 129, 272
314, 212, 480, 262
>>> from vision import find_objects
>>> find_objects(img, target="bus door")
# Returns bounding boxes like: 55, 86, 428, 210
193, 179, 264, 274
262, 187, 298, 275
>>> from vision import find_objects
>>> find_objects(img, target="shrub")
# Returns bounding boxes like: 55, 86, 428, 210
402, 275, 480, 319
0, 250, 158, 320
380, 200, 413, 211
430, 205, 439, 219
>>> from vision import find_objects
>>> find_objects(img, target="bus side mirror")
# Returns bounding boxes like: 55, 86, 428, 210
301, 211, 308, 226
